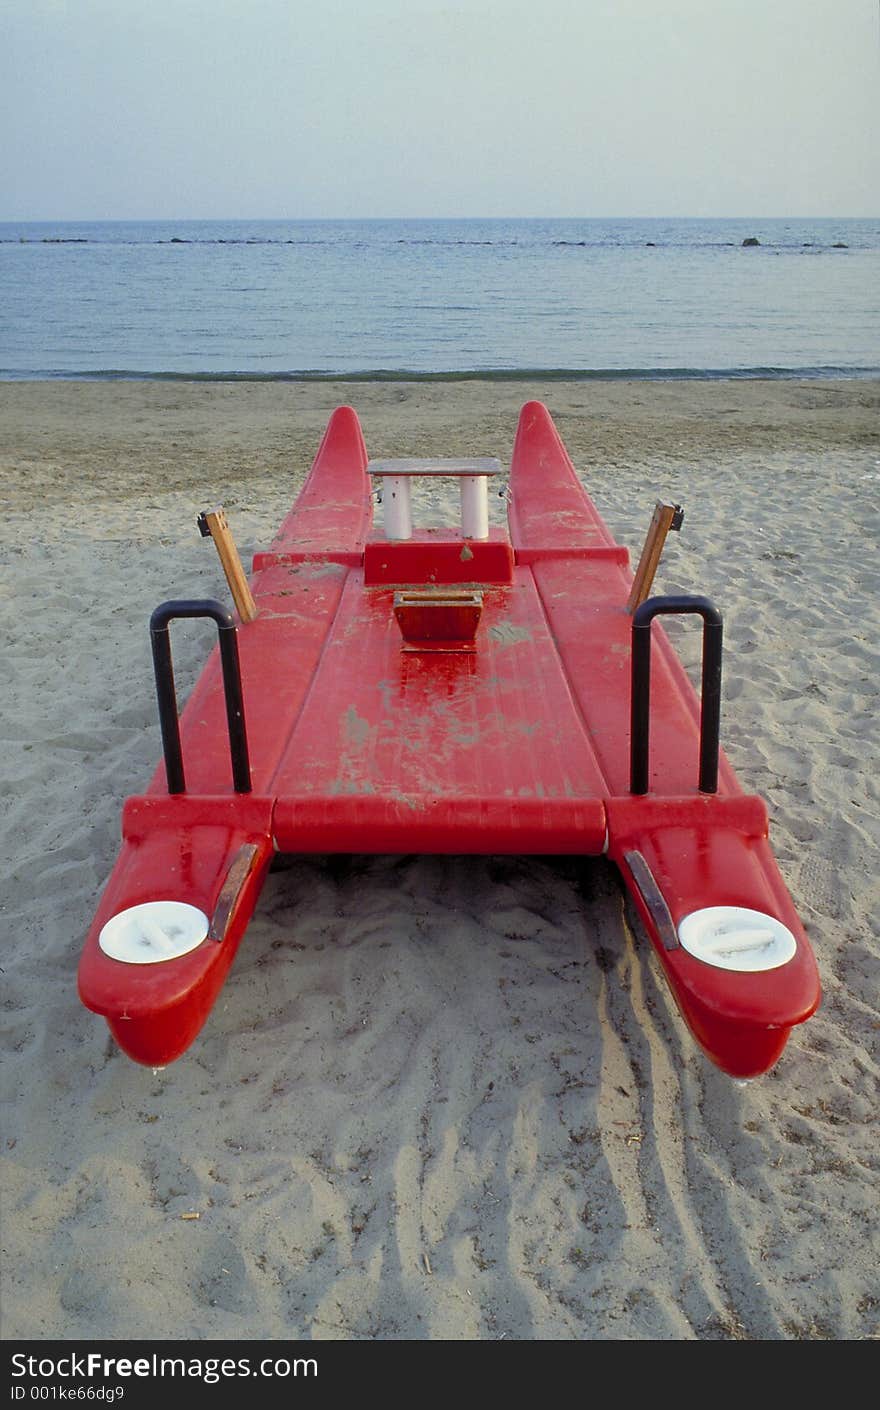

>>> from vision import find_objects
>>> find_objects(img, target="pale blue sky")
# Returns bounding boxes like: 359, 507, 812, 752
1, 0, 877, 219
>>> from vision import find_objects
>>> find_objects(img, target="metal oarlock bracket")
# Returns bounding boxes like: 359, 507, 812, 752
150, 599, 251, 795
630, 595, 723, 795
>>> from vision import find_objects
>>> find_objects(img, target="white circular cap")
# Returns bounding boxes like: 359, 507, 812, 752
99, 901, 209, 965
677, 906, 797, 972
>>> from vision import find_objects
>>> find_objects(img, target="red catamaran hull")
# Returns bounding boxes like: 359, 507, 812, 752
78, 403, 820, 1075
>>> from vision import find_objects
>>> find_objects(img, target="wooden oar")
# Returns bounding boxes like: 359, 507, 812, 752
198, 507, 258, 623
626, 501, 684, 613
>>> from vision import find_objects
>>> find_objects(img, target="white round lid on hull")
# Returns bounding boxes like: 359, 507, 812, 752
99, 901, 210, 965
677, 906, 797, 972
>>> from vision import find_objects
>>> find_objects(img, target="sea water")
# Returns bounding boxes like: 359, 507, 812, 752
1, 217, 877, 379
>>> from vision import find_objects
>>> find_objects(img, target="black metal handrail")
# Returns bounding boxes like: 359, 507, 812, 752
630, 594, 723, 795
149, 599, 251, 795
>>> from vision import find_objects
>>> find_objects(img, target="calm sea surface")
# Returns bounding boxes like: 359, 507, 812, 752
1, 217, 877, 379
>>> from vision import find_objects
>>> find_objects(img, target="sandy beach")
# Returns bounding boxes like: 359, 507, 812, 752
1, 376, 878, 1341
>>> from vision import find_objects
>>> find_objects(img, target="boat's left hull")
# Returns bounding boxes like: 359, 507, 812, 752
78, 796, 275, 1065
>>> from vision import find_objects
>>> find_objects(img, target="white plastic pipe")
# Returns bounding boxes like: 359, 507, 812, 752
382, 475, 413, 540
459, 475, 489, 540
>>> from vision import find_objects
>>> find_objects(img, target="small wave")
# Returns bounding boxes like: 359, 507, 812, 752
0, 237, 91, 244
3, 365, 878, 384
156, 237, 331, 246
395, 238, 519, 246
0, 236, 333, 246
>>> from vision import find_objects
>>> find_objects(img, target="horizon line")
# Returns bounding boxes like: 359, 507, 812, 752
1, 212, 877, 224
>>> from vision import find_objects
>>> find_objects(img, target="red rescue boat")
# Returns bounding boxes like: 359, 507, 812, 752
78, 402, 821, 1076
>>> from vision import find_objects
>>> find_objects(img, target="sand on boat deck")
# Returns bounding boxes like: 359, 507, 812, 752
1, 377, 878, 1341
